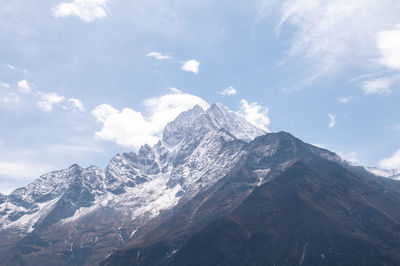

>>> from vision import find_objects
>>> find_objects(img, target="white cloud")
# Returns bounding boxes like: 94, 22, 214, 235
181, 60, 200, 74
379, 149, 400, 169
338, 151, 359, 165
338, 96, 352, 103
0, 81, 10, 89
52, 0, 109, 22
92, 104, 118, 123
143, 90, 209, 132
328, 113, 336, 128
238, 99, 270, 132
92, 90, 209, 149
220, 86, 237, 96
92, 106, 158, 148
35, 91, 85, 112
361, 78, 392, 95
36, 92, 66, 111
146, 52, 173, 60
0, 78, 84, 113
66, 98, 85, 111
259, 0, 400, 86
17, 80, 32, 94
377, 25, 400, 70
169, 87, 182, 93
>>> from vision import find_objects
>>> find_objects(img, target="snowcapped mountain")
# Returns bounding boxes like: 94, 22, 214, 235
0, 164, 105, 231
206, 103, 265, 141
0, 103, 265, 265
366, 167, 400, 180
2, 102, 400, 266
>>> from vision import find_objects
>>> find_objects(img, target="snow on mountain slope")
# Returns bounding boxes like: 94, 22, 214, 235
0, 193, 5, 204
102, 104, 248, 221
162, 104, 206, 147
366, 167, 400, 180
0, 103, 267, 236
0, 164, 105, 230
206, 103, 266, 141
0, 103, 268, 264
2, 103, 390, 266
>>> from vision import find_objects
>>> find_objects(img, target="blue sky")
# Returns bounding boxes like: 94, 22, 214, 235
1, 0, 400, 193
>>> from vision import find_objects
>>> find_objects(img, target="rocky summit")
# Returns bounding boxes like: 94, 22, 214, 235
1, 103, 400, 266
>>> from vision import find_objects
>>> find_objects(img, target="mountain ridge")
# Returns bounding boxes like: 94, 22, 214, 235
0, 103, 265, 265
166, 158, 400, 266
1, 103, 399, 266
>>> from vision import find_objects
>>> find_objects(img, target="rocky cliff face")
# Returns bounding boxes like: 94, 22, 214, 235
2, 103, 400, 266
0, 103, 264, 265
165, 159, 400, 266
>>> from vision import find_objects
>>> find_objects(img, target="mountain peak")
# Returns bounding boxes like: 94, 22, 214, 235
4, 104, 400, 266
209, 102, 225, 110
162, 105, 207, 146
161, 102, 266, 147
191, 104, 205, 112
68, 163, 82, 170
206, 102, 266, 142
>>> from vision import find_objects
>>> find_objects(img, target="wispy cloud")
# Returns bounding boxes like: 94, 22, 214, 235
338, 96, 352, 103
328, 113, 336, 128
259, 0, 400, 87
52, 0, 109, 22
220, 86, 237, 96
36, 92, 66, 111
36, 92, 85, 112
361, 78, 393, 96
3, 64, 28, 75
0, 77, 85, 113
181, 59, 200, 74
0, 81, 10, 89
146, 52, 173, 60
66, 98, 85, 111
5, 64, 16, 71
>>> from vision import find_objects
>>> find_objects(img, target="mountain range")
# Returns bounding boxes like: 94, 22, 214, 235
1, 103, 400, 266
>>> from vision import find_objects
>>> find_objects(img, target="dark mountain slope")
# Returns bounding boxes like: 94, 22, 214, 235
100, 132, 340, 265
2, 100, 400, 266
170, 159, 400, 266
102, 133, 400, 266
